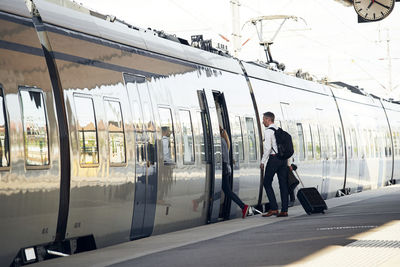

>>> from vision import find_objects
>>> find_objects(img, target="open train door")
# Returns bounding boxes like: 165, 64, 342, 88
197, 89, 222, 223
212, 91, 236, 219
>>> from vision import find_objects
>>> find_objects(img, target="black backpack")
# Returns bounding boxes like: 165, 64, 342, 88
269, 127, 294, 160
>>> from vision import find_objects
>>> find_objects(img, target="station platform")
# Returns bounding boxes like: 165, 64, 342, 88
35, 185, 400, 267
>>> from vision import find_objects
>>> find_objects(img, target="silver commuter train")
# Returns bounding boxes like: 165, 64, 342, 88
0, 0, 399, 265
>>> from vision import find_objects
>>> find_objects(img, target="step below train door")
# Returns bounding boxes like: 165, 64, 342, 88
197, 89, 222, 223
124, 74, 157, 240
212, 91, 235, 220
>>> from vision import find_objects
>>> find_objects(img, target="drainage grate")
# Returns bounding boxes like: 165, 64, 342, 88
346, 240, 400, 248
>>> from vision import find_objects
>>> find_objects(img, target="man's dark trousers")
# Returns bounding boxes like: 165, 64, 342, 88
263, 156, 289, 212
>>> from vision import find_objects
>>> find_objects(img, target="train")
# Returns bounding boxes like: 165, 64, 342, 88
1, 0, 399, 266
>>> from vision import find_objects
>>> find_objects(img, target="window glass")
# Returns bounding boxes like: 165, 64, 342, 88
245, 117, 257, 161
0, 88, 9, 167
197, 111, 206, 163
374, 130, 380, 157
296, 123, 305, 161
179, 110, 195, 164
364, 129, 370, 157
336, 128, 344, 158
347, 128, 353, 159
104, 99, 126, 165
20, 89, 49, 166
233, 116, 244, 162
159, 107, 175, 164
306, 125, 314, 159
332, 127, 337, 159
397, 132, 400, 156
351, 128, 358, 158
314, 125, 321, 160
74, 95, 99, 166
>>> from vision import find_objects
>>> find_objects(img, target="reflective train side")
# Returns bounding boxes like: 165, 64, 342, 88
0, 1, 399, 266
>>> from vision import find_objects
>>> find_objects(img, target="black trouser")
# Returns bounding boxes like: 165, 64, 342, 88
222, 162, 245, 210
263, 156, 289, 212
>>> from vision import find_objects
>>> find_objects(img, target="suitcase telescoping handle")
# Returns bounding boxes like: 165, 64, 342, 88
293, 170, 305, 188
290, 163, 305, 188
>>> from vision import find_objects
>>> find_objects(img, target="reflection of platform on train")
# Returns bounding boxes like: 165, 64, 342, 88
35, 185, 400, 267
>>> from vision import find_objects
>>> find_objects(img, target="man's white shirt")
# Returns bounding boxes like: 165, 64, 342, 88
261, 123, 278, 166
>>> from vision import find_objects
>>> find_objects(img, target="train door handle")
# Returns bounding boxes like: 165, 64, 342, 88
147, 161, 150, 168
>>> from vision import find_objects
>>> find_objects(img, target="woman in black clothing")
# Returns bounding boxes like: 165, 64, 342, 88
220, 128, 249, 219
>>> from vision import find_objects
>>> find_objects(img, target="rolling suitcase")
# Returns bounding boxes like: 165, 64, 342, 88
294, 170, 327, 215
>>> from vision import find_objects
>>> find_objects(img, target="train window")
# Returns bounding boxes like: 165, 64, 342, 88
233, 116, 244, 162
351, 128, 358, 158
159, 107, 176, 164
315, 126, 321, 160
347, 129, 353, 159
19, 88, 50, 167
306, 125, 314, 159
332, 127, 337, 159
296, 123, 305, 161
385, 131, 391, 157
363, 129, 370, 157
74, 94, 99, 167
245, 117, 257, 161
0, 87, 9, 168
179, 109, 195, 164
374, 130, 380, 157
368, 130, 375, 158
197, 111, 206, 163
104, 98, 126, 165
336, 128, 344, 159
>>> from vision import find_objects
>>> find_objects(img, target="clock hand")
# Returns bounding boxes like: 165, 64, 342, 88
375, 0, 390, 9
367, 0, 374, 9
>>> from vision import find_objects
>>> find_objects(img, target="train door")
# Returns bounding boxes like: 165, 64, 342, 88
198, 89, 222, 223
213, 91, 235, 219
124, 74, 157, 240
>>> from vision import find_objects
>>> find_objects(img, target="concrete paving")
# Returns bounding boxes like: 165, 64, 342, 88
35, 185, 400, 267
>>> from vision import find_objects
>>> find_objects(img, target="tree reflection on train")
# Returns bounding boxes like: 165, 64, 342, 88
104, 99, 126, 165
20, 90, 49, 166
74, 95, 99, 166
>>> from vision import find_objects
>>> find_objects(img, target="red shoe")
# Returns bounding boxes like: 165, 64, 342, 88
242, 205, 249, 218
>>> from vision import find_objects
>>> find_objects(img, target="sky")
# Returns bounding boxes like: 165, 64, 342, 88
77, 0, 400, 99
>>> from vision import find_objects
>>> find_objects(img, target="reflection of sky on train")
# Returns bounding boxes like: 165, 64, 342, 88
20, 91, 47, 128
79, 0, 400, 99
74, 95, 96, 130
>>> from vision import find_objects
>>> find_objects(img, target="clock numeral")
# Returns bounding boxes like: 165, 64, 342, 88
381, 11, 385, 16
358, 8, 363, 12
355, 1, 361, 3
373, 13, 376, 20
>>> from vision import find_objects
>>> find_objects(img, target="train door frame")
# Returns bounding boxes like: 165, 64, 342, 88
123, 73, 157, 240
197, 89, 222, 223
212, 91, 234, 220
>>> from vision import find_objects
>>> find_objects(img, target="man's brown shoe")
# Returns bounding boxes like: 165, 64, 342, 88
277, 211, 288, 217
262, 210, 278, 217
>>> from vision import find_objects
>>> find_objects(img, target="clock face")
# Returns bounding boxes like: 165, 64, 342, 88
354, 0, 395, 21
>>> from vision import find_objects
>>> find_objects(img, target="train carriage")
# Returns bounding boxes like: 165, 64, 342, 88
0, 0, 399, 266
